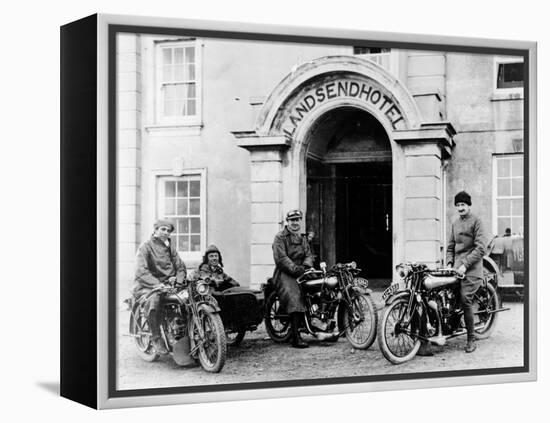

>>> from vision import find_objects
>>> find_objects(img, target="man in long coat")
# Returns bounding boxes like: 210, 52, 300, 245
272, 209, 314, 348
133, 219, 187, 354
446, 191, 488, 353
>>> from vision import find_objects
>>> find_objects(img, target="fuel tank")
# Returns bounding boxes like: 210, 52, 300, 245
423, 275, 458, 290
301, 276, 339, 290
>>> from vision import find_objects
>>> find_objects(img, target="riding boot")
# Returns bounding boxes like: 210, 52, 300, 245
417, 340, 434, 356
291, 312, 308, 348
463, 306, 477, 353
148, 309, 168, 354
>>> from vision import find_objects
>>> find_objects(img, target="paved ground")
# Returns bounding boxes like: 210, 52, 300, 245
116, 290, 525, 390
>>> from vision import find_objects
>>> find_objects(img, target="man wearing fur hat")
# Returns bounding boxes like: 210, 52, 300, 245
446, 191, 488, 353
133, 219, 187, 354
272, 209, 314, 348
197, 244, 239, 291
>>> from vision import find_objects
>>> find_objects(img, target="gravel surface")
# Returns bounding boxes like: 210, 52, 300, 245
116, 290, 524, 391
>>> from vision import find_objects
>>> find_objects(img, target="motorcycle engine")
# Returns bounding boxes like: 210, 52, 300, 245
308, 289, 338, 324
165, 305, 187, 343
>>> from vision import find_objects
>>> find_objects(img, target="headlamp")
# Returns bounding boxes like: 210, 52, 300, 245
196, 281, 209, 295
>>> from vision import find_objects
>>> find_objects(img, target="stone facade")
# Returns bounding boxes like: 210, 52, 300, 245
116, 34, 524, 290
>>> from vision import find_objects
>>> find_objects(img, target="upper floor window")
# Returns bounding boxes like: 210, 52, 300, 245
353, 47, 391, 69
494, 56, 524, 97
156, 39, 201, 125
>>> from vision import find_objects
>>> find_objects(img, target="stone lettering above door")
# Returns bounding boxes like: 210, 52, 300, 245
280, 76, 406, 143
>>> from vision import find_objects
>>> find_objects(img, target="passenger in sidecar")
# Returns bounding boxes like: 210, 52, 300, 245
196, 244, 264, 346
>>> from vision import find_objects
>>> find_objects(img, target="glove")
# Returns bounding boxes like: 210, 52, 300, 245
295, 265, 306, 277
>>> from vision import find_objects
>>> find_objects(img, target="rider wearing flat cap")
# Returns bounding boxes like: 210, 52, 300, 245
272, 209, 314, 348
133, 219, 187, 354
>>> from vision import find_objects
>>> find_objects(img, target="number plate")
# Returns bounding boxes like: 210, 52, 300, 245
381, 283, 400, 302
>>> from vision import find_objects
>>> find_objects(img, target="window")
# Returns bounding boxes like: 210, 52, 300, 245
493, 155, 523, 236
353, 46, 391, 69
158, 175, 204, 256
494, 56, 524, 95
156, 39, 201, 124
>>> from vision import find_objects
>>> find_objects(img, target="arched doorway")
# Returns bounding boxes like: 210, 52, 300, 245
304, 107, 392, 278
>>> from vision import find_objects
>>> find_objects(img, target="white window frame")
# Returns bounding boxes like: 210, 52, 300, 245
155, 38, 202, 126
353, 47, 399, 75
492, 154, 524, 236
155, 169, 207, 261
493, 56, 524, 97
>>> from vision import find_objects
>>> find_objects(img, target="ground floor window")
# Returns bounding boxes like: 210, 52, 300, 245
157, 174, 204, 257
493, 154, 524, 236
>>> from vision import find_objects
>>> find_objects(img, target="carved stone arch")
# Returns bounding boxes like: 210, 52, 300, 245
255, 55, 423, 136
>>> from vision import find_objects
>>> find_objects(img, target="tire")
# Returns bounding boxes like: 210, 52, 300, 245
129, 306, 160, 362
226, 329, 246, 347
189, 310, 227, 373
377, 297, 421, 364
341, 293, 378, 349
264, 291, 292, 343
473, 282, 500, 340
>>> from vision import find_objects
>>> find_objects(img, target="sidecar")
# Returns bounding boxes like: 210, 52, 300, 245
212, 287, 264, 346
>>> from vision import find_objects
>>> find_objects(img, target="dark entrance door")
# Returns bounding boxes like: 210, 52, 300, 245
306, 161, 392, 279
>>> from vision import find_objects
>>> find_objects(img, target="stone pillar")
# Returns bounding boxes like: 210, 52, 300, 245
403, 143, 443, 267
235, 135, 290, 289
117, 34, 142, 293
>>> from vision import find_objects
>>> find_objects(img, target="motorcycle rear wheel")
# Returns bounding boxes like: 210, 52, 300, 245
264, 292, 292, 343
341, 293, 378, 349
129, 306, 160, 362
378, 297, 421, 364
473, 282, 500, 340
189, 310, 227, 373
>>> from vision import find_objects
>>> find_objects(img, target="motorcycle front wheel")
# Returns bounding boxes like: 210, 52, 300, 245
341, 293, 378, 349
129, 306, 160, 362
378, 297, 421, 364
189, 310, 227, 373
473, 282, 500, 340
264, 292, 292, 343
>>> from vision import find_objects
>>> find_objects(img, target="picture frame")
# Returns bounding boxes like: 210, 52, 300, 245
60, 13, 537, 409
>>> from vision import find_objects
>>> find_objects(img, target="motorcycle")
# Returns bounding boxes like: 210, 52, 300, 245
127, 278, 227, 373
377, 262, 507, 364
263, 261, 378, 349
212, 286, 264, 346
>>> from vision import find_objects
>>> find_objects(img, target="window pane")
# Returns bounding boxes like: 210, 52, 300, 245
164, 100, 175, 116
497, 199, 511, 217
177, 199, 189, 215
497, 179, 511, 196
177, 218, 189, 234
178, 235, 190, 252
177, 181, 188, 197
511, 157, 523, 176
512, 217, 523, 235
174, 48, 184, 64
497, 159, 510, 177
190, 180, 200, 197
186, 100, 196, 116
187, 83, 196, 98
162, 48, 172, 65
512, 199, 523, 216
164, 198, 175, 215
165, 181, 176, 197
188, 64, 195, 80
512, 178, 523, 196
190, 217, 200, 233
191, 235, 201, 252
185, 47, 195, 63
497, 218, 510, 236
189, 198, 200, 214
174, 64, 184, 81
